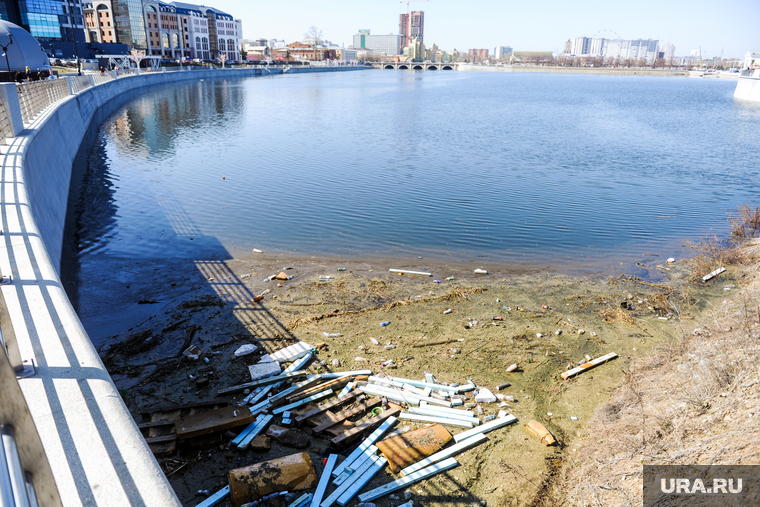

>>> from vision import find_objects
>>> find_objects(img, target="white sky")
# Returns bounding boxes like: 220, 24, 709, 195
212, 0, 758, 58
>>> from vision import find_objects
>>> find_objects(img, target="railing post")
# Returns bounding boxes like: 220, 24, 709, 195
111, 70, 117, 80
88, 74, 95, 87
0, 83, 24, 138
162, 67, 166, 73
63, 76, 74, 95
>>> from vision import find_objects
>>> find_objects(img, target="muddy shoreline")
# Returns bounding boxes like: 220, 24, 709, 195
72, 244, 735, 507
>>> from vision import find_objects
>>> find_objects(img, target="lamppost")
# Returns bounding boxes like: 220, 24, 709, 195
72, 24, 81, 75
0, 33, 13, 82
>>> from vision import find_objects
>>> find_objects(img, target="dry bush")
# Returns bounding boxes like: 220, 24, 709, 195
684, 236, 747, 283
730, 203, 760, 239
599, 307, 634, 324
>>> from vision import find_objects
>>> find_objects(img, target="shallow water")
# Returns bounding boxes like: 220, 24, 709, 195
66, 70, 760, 269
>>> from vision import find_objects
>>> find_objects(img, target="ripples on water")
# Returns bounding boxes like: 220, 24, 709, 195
68, 70, 760, 268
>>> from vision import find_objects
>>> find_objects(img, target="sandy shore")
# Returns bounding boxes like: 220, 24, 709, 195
78, 244, 734, 506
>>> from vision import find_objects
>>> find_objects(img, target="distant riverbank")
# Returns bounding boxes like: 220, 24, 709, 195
459, 64, 688, 77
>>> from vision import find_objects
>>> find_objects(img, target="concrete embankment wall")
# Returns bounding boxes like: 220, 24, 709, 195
734, 75, 760, 102
1, 64, 360, 506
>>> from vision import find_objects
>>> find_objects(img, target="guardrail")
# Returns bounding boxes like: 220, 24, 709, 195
68, 75, 93, 95
1, 290, 62, 507
16, 79, 70, 125
0, 97, 13, 140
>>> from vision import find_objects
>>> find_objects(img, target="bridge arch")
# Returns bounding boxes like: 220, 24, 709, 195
428, 65, 438, 70
412, 65, 423, 70
399, 64, 409, 69
384, 65, 394, 69
442, 65, 453, 70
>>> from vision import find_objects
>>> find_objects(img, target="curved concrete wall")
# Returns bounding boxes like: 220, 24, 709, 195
0, 65, 361, 506
734, 73, 760, 102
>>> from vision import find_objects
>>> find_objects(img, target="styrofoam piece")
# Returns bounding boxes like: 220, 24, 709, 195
231, 414, 265, 446
451, 398, 464, 406
407, 407, 479, 424
194, 485, 230, 507
288, 493, 313, 507
311, 454, 338, 507
271, 341, 315, 364
399, 433, 487, 476
399, 412, 474, 428
248, 354, 282, 381
333, 417, 397, 476
390, 377, 459, 392
333, 445, 378, 486
337, 456, 388, 506
237, 414, 274, 449
272, 390, 333, 414
320, 454, 379, 507
453, 415, 518, 443
474, 388, 497, 403
234, 344, 258, 357
357, 458, 460, 502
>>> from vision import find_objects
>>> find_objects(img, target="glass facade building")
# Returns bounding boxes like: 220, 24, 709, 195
111, 0, 146, 49
0, 0, 85, 41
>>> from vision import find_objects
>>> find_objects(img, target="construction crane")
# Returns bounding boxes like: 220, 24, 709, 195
400, 0, 428, 48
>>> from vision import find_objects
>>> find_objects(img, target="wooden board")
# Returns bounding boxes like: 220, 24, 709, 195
294, 392, 358, 425
176, 406, 256, 440
140, 399, 227, 415
323, 421, 355, 438
525, 420, 556, 446
560, 352, 618, 380
228, 452, 317, 506
330, 407, 402, 449
376, 423, 452, 473
287, 378, 350, 403
312, 399, 382, 436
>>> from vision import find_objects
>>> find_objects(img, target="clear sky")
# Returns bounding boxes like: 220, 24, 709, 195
211, 0, 758, 58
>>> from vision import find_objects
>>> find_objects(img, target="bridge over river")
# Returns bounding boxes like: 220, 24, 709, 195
371, 62, 460, 70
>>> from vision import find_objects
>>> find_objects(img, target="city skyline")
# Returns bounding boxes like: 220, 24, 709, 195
212, 0, 757, 58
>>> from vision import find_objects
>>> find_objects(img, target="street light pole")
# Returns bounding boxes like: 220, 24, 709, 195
0, 33, 13, 82
72, 24, 81, 75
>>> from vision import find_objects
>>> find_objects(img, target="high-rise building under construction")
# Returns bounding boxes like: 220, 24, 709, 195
399, 10, 424, 48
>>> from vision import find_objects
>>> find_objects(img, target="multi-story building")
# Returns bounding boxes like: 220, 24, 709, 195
494, 45, 512, 60
467, 48, 489, 62
0, 0, 86, 42
399, 10, 423, 48
352, 30, 401, 56
81, 0, 239, 59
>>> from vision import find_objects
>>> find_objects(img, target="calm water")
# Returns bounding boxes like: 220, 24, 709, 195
66, 70, 760, 270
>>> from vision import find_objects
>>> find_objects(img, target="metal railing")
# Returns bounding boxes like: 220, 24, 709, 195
0, 290, 62, 506
16, 80, 70, 125
0, 97, 13, 140
92, 72, 115, 86
69, 75, 93, 95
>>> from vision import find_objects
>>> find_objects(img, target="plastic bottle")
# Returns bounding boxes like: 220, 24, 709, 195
483, 414, 496, 422
381, 321, 391, 327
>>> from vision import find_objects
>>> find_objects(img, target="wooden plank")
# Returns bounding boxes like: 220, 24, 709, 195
702, 266, 726, 281
560, 352, 618, 380
357, 457, 460, 502
272, 390, 333, 415
140, 399, 228, 415
217, 370, 308, 395
337, 456, 387, 506
295, 392, 358, 425
137, 420, 176, 429
525, 420, 556, 446
453, 415, 518, 443
320, 455, 379, 507
399, 413, 473, 429
312, 399, 382, 436
376, 423, 452, 473
399, 432, 487, 476
144, 435, 177, 444
176, 406, 256, 439
267, 377, 323, 406
330, 407, 402, 449
310, 454, 338, 507
333, 417, 397, 477
193, 485, 230, 507
324, 421, 355, 437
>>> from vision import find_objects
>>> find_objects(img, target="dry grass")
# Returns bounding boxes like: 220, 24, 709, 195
599, 307, 635, 324
557, 242, 760, 506
684, 236, 747, 283
730, 203, 760, 239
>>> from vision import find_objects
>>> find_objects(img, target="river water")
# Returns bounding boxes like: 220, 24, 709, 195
65, 70, 760, 274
